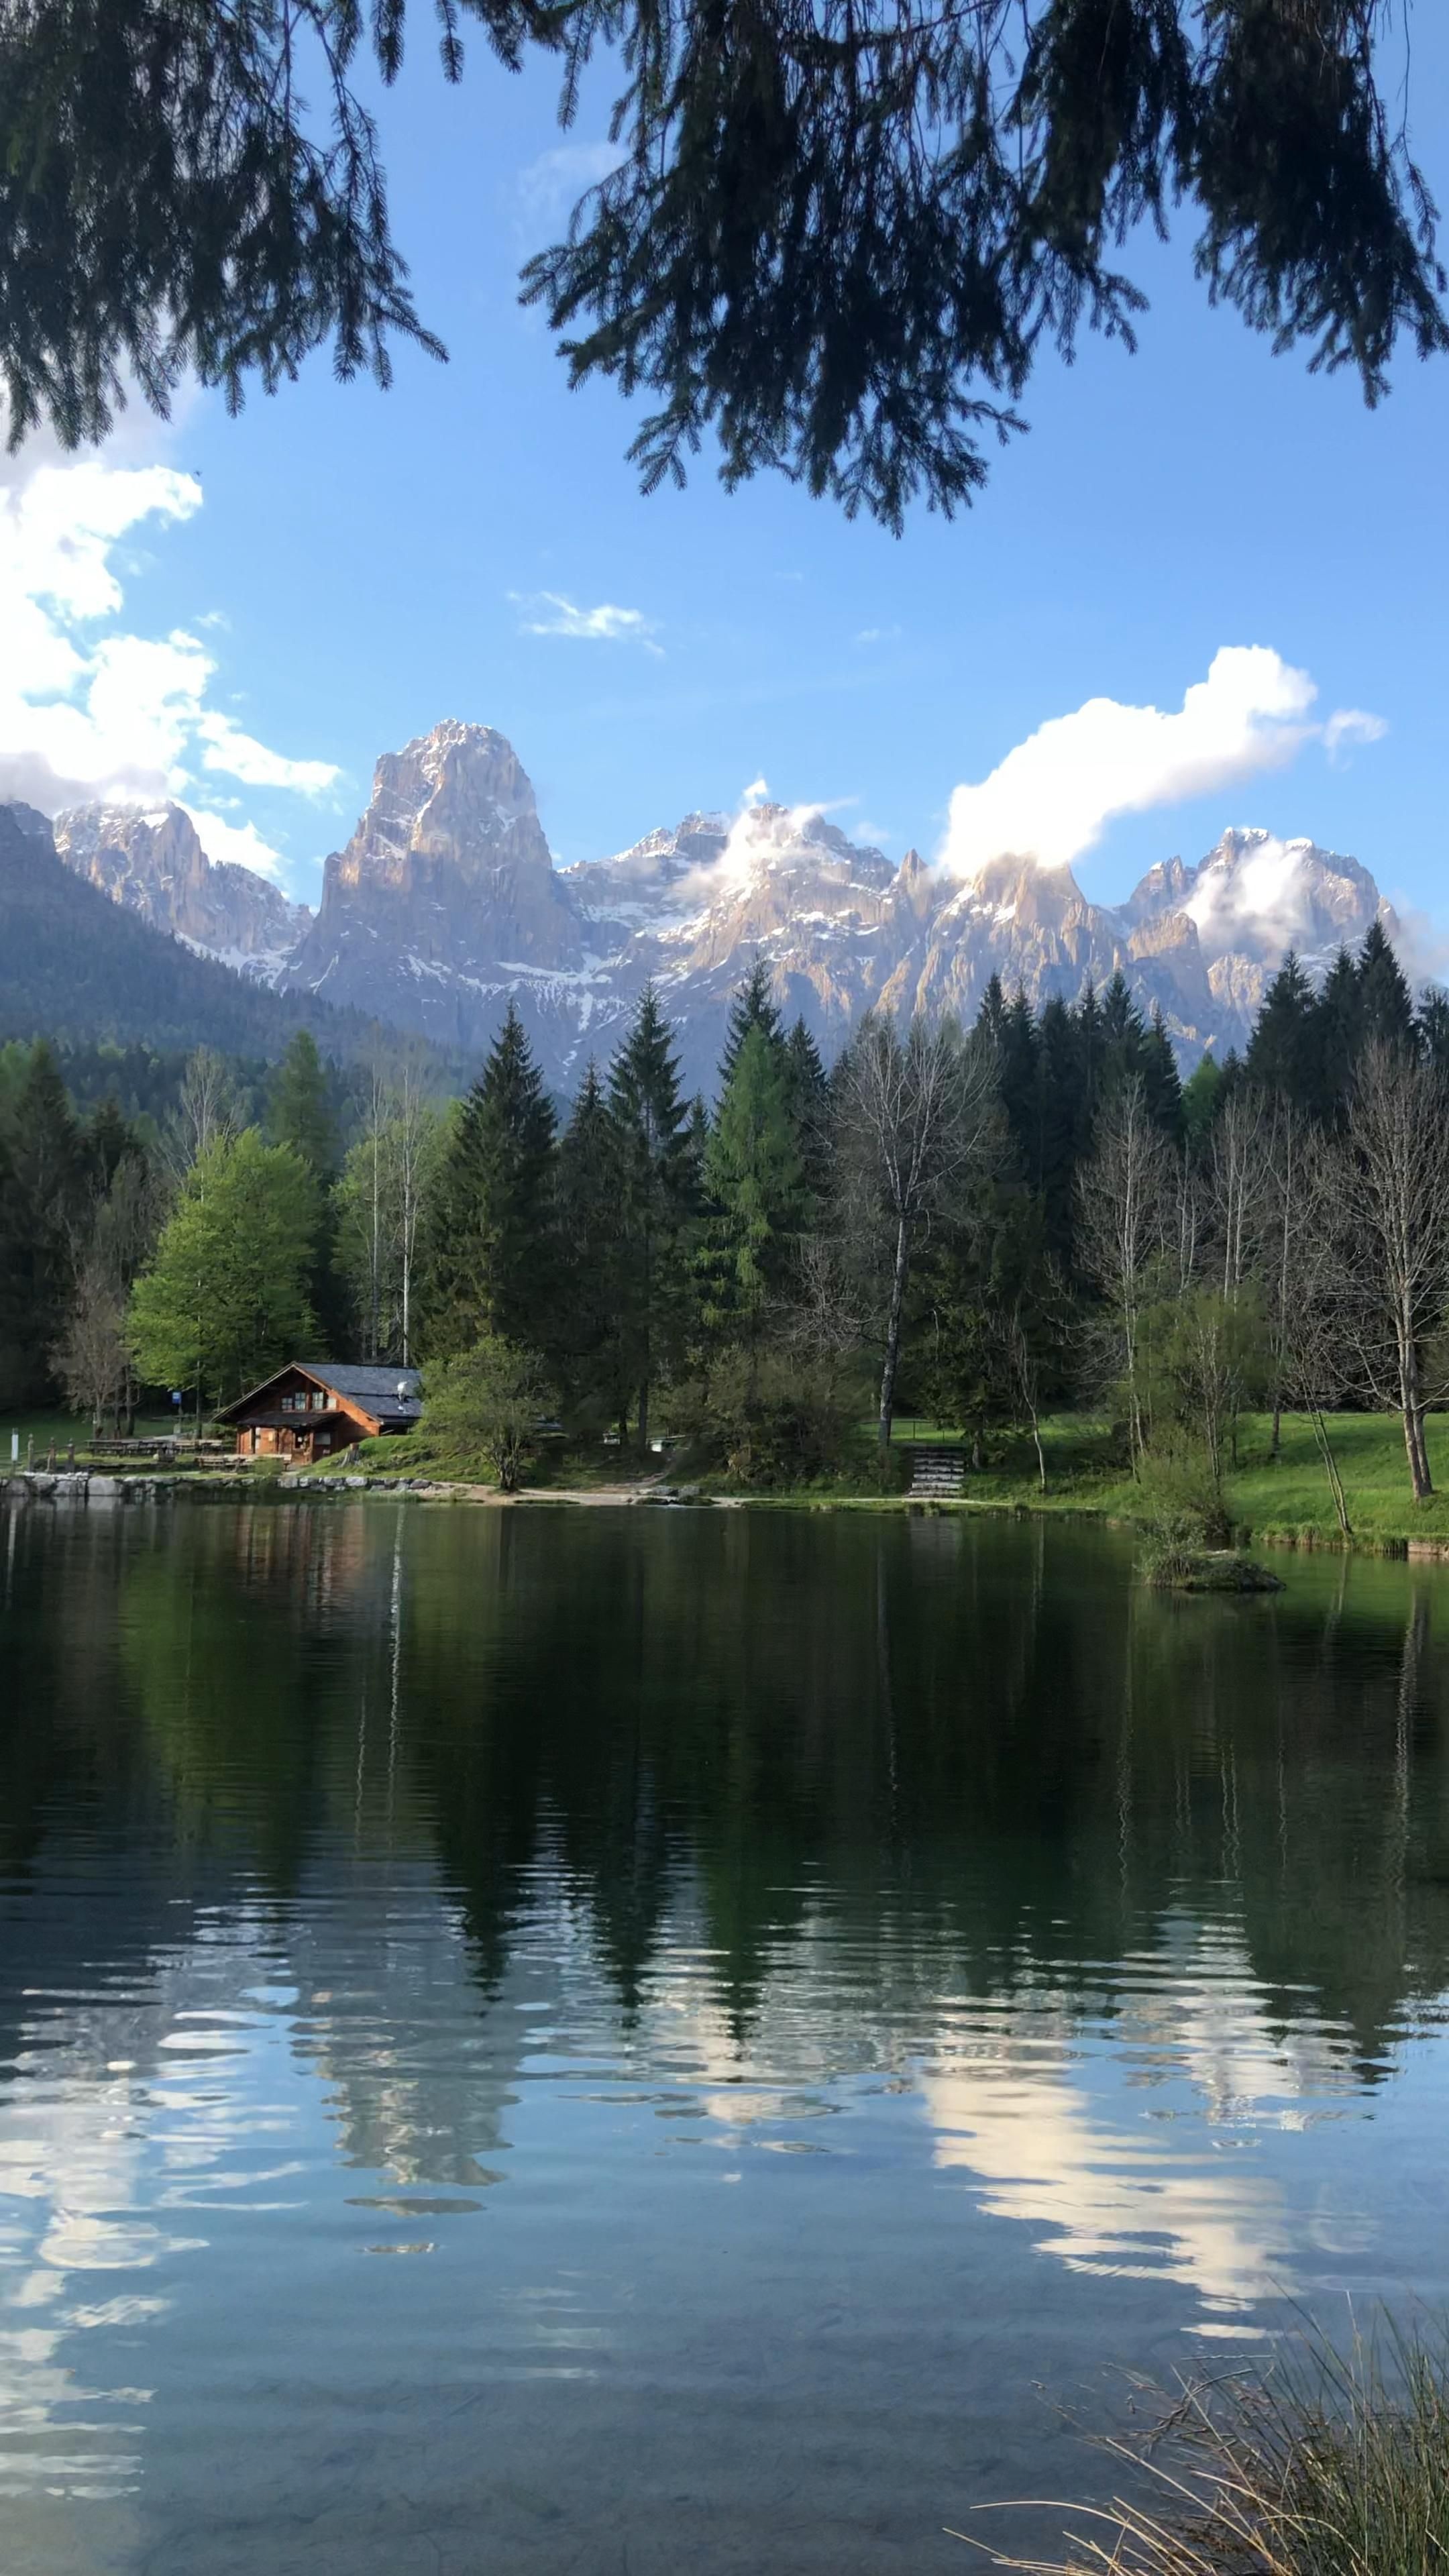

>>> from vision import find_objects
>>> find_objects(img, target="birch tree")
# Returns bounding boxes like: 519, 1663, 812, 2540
1338, 1042, 1449, 1503
1075, 1077, 1175, 1467
834, 1012, 994, 1451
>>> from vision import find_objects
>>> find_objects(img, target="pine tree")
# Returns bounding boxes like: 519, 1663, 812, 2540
998, 986, 1042, 1181
606, 985, 695, 1449
1140, 1006, 1184, 1142
3, 1040, 85, 1401
703, 1025, 806, 1336
1244, 953, 1318, 1109
1313, 948, 1363, 1118
424, 1002, 557, 1355
976, 973, 1008, 1053
553, 1065, 627, 1419
719, 961, 784, 1083
784, 1017, 832, 1210
1356, 920, 1416, 1055
1181, 1051, 1224, 1150
1036, 996, 1081, 1267
267, 1032, 339, 1179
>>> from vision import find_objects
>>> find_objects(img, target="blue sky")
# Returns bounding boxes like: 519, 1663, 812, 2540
3, 13, 1446, 939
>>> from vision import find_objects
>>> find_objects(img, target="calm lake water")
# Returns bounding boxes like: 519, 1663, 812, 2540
5, 1498, 1449, 2575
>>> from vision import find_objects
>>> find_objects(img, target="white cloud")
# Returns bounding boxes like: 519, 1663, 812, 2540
182, 806, 290, 885
517, 140, 625, 231
1324, 706, 1388, 760
0, 433, 337, 885
195, 712, 337, 794
940, 646, 1384, 877
511, 589, 663, 654
854, 625, 902, 647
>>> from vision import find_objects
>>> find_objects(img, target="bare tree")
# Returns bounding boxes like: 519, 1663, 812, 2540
1256, 1095, 1313, 1460
786, 1233, 864, 1401
164, 1047, 237, 1180
52, 1258, 129, 1432
1277, 1128, 1356, 1536
1209, 1084, 1266, 1301
1337, 1042, 1449, 1503
1075, 1077, 1176, 1468
834, 1013, 995, 1450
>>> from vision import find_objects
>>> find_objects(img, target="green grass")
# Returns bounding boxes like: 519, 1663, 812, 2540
971, 2317, 1449, 2576
886, 1411, 1449, 1551
1, 1407, 184, 1464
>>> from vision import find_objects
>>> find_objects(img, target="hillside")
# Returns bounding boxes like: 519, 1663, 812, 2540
0, 803, 444, 1069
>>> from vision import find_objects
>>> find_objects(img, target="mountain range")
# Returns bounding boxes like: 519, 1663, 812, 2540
16, 718, 1401, 1091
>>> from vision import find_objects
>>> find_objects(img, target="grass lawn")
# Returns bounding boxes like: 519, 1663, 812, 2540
1, 1407, 183, 1463
893, 1409, 1449, 1549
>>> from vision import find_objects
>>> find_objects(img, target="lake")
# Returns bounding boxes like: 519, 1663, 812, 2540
4, 1497, 1449, 2575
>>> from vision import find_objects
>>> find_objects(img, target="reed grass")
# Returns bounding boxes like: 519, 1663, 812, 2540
957, 2320, 1449, 2576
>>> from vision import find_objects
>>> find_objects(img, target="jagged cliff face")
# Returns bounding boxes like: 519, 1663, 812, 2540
281, 720, 586, 1061
280, 727, 1399, 1087
47, 724, 1399, 1089
52, 802, 310, 975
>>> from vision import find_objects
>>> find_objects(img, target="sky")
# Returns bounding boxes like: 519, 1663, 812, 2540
2, 13, 1448, 939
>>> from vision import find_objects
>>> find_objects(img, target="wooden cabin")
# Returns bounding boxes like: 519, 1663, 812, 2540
217, 1363, 423, 1463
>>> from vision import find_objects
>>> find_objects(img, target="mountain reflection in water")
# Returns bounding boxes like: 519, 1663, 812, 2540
3, 1499, 1449, 2575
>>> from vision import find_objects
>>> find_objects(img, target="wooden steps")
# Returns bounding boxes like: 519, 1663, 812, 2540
905, 1447, 967, 1499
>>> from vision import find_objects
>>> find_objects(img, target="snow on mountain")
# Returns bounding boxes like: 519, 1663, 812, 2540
50, 725, 1403, 1086
52, 802, 311, 976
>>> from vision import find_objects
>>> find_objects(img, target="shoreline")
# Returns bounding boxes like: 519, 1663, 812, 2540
8, 1463, 1449, 1562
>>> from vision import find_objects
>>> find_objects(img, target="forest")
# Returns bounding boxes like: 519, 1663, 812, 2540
4, 921, 1449, 1525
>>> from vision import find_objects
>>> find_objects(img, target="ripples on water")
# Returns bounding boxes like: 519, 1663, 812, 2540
3, 1499, 1449, 2573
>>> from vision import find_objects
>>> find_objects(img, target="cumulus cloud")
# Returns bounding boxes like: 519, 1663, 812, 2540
181, 806, 292, 885
940, 646, 1384, 878
0, 437, 338, 881
511, 589, 663, 654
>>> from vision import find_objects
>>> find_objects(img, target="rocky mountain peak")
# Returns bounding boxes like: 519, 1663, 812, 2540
52, 800, 310, 974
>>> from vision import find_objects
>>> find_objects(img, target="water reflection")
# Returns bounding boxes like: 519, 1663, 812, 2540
3, 1499, 1449, 2570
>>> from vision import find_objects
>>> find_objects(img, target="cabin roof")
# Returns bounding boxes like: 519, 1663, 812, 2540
216, 1361, 423, 1425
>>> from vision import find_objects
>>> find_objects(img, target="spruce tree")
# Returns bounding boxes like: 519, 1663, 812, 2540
606, 985, 694, 1450
267, 1032, 339, 1179
784, 1017, 832, 1212
976, 973, 1008, 1053
998, 986, 1042, 1181
719, 961, 785, 1083
1244, 953, 1318, 1110
1140, 1006, 1184, 1142
425, 1003, 557, 1355
1036, 996, 1081, 1267
1356, 921, 1416, 1055
1313, 948, 1364, 1118
553, 1065, 626, 1418
5, 1040, 85, 1401
703, 1026, 806, 1336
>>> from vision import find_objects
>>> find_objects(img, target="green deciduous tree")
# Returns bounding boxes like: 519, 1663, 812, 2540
127, 1128, 319, 1410
421, 1334, 553, 1492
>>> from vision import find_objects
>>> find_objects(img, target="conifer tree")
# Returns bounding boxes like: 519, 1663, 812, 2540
424, 1003, 557, 1355
785, 1015, 833, 1213
1244, 953, 1318, 1109
1313, 949, 1364, 1118
703, 1025, 806, 1336
606, 985, 695, 1449
1141, 1006, 1185, 1142
997, 986, 1042, 1181
4, 1040, 85, 1401
1356, 920, 1416, 1055
554, 1063, 627, 1415
719, 961, 785, 1083
267, 1032, 339, 1179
